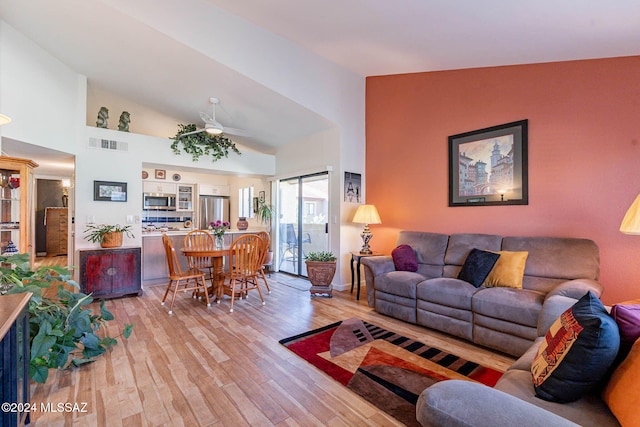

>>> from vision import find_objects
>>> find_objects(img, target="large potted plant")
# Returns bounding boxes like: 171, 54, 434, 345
1, 253, 133, 383
305, 251, 336, 297
255, 198, 274, 265
84, 224, 134, 248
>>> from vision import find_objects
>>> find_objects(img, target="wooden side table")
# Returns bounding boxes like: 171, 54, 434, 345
350, 251, 383, 300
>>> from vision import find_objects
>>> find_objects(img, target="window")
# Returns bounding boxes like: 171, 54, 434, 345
239, 186, 254, 218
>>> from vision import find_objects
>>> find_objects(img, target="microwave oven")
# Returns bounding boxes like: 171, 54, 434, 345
143, 193, 176, 210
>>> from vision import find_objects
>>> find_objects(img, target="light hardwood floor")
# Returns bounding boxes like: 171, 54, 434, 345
29, 258, 515, 427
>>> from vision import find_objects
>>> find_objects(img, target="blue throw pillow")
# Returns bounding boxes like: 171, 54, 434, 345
531, 291, 620, 403
457, 248, 500, 287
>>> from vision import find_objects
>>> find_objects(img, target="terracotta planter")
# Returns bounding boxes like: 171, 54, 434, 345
305, 260, 336, 297
101, 231, 123, 248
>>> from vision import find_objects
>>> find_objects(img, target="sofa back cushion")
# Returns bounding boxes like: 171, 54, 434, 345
502, 236, 599, 293
397, 231, 449, 279
443, 233, 502, 278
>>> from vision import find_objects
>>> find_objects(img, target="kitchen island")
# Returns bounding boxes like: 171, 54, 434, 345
141, 228, 263, 286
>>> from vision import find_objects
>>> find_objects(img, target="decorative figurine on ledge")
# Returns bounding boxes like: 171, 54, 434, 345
118, 111, 130, 132
96, 106, 109, 128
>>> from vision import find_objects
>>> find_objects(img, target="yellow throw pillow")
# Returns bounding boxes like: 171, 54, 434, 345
602, 339, 640, 426
482, 251, 528, 289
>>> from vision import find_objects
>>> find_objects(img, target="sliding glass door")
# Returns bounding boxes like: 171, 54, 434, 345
277, 172, 329, 276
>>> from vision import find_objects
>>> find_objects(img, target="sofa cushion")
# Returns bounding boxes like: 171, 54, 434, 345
610, 302, 640, 360
417, 278, 478, 310
495, 370, 619, 427
502, 236, 600, 282
375, 271, 424, 299
531, 291, 620, 403
457, 248, 501, 287
443, 233, 502, 266
602, 338, 640, 427
473, 287, 543, 328
483, 251, 528, 289
391, 244, 418, 272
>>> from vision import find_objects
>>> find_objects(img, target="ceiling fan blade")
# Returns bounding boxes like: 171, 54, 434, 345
200, 112, 213, 124
178, 128, 205, 137
223, 126, 253, 137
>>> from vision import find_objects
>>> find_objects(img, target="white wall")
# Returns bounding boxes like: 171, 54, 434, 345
0, 21, 85, 154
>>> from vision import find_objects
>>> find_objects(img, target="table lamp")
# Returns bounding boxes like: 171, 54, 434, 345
353, 204, 381, 254
620, 194, 640, 234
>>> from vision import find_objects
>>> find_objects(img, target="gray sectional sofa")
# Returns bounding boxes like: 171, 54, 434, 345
361, 231, 620, 426
361, 231, 603, 357
415, 293, 619, 426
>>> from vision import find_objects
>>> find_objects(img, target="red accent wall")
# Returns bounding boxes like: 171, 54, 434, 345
366, 56, 640, 304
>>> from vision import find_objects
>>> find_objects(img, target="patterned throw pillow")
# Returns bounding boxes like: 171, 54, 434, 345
531, 291, 620, 403
457, 248, 501, 287
482, 250, 528, 288
391, 244, 418, 272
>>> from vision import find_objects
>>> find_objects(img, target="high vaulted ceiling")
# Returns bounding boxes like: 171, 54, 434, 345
2, 0, 639, 162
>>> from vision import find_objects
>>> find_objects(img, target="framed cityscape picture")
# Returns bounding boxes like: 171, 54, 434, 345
448, 120, 528, 207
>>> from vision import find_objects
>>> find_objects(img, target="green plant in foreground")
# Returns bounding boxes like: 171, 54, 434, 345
305, 251, 337, 262
2, 253, 133, 383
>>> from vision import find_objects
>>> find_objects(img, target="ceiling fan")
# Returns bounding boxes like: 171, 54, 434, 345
179, 97, 249, 138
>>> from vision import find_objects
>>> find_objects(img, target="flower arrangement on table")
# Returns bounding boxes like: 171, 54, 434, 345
209, 220, 231, 246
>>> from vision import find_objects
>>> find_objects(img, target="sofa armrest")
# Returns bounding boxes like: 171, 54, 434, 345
361, 256, 395, 308
546, 278, 603, 300
416, 380, 580, 427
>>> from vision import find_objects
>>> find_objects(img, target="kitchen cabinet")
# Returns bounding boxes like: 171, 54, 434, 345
176, 185, 194, 211
45, 207, 68, 256
0, 156, 37, 265
0, 293, 31, 427
143, 181, 176, 194
79, 247, 142, 299
198, 184, 230, 196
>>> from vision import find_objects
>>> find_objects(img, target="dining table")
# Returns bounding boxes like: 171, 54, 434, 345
182, 246, 230, 300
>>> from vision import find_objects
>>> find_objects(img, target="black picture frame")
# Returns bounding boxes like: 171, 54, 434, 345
94, 180, 128, 202
258, 191, 266, 202
449, 120, 528, 207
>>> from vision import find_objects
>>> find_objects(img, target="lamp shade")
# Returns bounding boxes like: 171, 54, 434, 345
353, 204, 381, 224
620, 194, 640, 235
0, 114, 11, 126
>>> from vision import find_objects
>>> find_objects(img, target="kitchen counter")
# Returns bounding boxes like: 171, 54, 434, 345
141, 228, 263, 237
141, 228, 267, 286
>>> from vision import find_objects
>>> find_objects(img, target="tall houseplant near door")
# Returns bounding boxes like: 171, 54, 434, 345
256, 198, 274, 266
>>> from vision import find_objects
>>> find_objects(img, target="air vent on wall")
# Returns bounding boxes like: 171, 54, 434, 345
88, 137, 129, 152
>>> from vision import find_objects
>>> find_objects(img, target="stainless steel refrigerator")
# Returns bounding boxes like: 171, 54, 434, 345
199, 196, 230, 229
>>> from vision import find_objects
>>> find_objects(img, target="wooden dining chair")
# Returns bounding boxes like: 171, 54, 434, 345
184, 230, 215, 281
223, 234, 266, 313
161, 234, 210, 314
256, 231, 271, 293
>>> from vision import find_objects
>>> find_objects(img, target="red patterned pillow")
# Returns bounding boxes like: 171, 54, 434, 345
391, 244, 418, 272
531, 292, 620, 403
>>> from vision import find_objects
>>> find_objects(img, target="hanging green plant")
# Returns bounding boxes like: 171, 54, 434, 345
171, 123, 241, 162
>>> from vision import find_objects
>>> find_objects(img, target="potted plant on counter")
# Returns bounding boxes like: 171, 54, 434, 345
84, 224, 134, 248
305, 251, 337, 297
